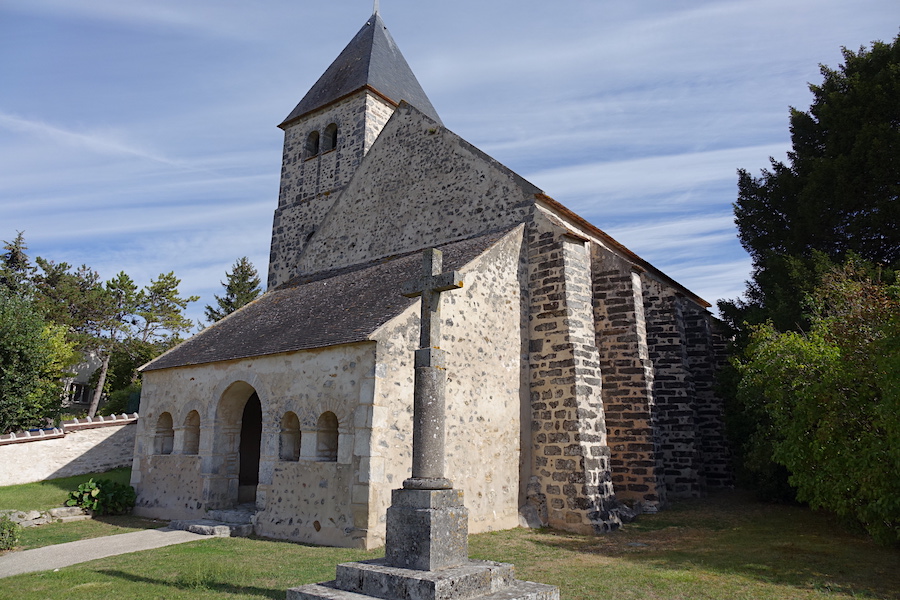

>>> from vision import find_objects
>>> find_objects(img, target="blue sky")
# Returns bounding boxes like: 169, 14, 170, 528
1, 0, 896, 326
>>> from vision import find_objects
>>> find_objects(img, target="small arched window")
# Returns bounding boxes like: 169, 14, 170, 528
154, 412, 174, 455
280, 412, 301, 461
323, 123, 338, 152
316, 412, 338, 462
305, 131, 320, 158
183, 410, 200, 455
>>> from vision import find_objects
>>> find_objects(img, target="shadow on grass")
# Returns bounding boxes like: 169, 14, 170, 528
38, 467, 132, 493
528, 491, 900, 600
91, 514, 168, 530
97, 569, 284, 599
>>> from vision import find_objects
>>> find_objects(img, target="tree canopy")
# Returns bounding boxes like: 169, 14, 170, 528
204, 257, 262, 323
726, 34, 900, 333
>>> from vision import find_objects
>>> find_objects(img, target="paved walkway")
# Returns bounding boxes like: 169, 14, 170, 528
0, 527, 208, 578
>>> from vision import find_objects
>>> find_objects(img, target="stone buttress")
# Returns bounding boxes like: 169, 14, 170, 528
591, 249, 667, 511
525, 215, 622, 533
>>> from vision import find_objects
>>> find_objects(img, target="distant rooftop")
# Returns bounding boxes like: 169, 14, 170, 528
280, 12, 442, 128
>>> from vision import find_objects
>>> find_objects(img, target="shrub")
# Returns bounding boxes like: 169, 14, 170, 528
100, 382, 141, 416
66, 478, 136, 515
0, 516, 21, 551
735, 265, 900, 544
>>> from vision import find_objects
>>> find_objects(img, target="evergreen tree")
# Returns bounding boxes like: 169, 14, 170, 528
0, 232, 35, 295
723, 35, 900, 334
85, 272, 140, 418
32, 259, 109, 340
86, 271, 198, 418
204, 257, 262, 323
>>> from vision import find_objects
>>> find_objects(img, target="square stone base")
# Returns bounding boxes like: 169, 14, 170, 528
384, 488, 468, 571
287, 559, 559, 600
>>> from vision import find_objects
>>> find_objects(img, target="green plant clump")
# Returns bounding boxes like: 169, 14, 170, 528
66, 478, 136, 516
0, 515, 21, 550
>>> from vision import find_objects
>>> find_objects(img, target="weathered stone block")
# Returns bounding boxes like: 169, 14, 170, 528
384, 489, 468, 571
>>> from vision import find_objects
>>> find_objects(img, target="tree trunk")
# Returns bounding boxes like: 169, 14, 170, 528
87, 352, 110, 418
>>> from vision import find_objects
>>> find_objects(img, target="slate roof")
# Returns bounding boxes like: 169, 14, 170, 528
142, 230, 511, 372
280, 12, 442, 128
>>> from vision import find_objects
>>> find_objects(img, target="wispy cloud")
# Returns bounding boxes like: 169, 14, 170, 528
0, 0, 272, 40
0, 111, 190, 168
527, 144, 785, 206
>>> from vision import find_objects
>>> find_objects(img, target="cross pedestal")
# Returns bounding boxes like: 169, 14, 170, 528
287, 249, 558, 600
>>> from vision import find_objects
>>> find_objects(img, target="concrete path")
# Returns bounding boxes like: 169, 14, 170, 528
0, 527, 209, 578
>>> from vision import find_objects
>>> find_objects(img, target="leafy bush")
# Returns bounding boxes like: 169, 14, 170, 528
100, 381, 141, 416
735, 264, 900, 544
66, 478, 136, 516
0, 515, 21, 550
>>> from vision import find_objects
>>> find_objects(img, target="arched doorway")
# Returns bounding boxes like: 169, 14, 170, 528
238, 392, 262, 504
206, 380, 265, 510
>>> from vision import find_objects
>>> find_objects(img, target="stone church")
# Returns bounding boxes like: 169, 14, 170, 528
131, 12, 730, 549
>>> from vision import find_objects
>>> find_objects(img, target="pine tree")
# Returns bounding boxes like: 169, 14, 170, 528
205, 257, 262, 323
0, 232, 35, 295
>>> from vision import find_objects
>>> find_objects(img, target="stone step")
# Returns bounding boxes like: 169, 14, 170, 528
169, 519, 254, 537
206, 508, 255, 524
336, 559, 516, 600
288, 579, 558, 600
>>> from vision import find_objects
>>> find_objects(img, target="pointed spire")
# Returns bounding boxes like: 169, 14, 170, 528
280, 12, 442, 128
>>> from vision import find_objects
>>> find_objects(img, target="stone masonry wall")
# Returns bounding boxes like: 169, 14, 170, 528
591, 249, 666, 511
526, 214, 621, 534
682, 304, 732, 489
0, 417, 137, 486
296, 104, 539, 276
367, 228, 527, 547
269, 91, 396, 289
642, 280, 701, 498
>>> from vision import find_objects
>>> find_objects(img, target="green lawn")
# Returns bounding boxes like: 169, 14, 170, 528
0, 489, 897, 600
0, 467, 166, 550
0, 467, 132, 512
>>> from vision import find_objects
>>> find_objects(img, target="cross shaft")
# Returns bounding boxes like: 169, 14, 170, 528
400, 248, 463, 489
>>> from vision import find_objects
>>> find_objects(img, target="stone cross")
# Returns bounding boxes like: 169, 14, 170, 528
400, 248, 463, 490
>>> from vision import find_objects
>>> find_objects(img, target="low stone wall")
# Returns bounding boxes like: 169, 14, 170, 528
0, 507, 90, 527
0, 414, 138, 486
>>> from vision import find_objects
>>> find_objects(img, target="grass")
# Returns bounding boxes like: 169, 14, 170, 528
0, 467, 132, 512
1, 490, 898, 599
0, 467, 166, 551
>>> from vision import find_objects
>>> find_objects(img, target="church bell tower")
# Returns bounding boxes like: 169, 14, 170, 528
267, 11, 442, 289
